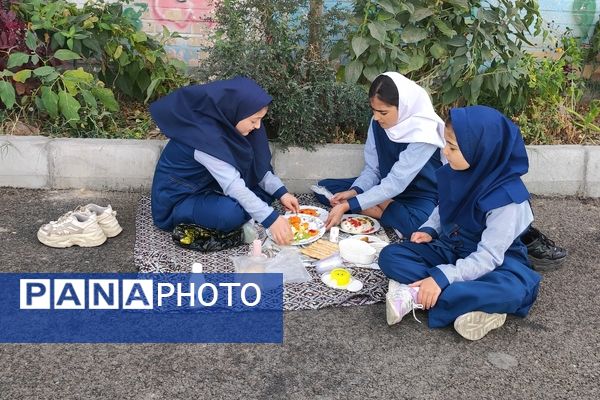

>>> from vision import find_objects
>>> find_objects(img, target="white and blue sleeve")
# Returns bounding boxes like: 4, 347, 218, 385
347, 142, 438, 212
194, 150, 279, 228
429, 201, 534, 288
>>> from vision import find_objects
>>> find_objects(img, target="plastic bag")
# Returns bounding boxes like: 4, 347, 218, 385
232, 247, 312, 284
172, 223, 244, 252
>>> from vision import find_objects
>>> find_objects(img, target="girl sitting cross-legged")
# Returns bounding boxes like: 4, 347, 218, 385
378, 105, 542, 341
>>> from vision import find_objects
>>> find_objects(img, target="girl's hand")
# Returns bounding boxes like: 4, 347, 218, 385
330, 189, 358, 207
325, 202, 350, 230
269, 216, 293, 245
410, 277, 441, 310
280, 193, 300, 214
411, 231, 433, 243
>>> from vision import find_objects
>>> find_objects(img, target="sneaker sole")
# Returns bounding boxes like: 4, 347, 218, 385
454, 312, 506, 341
386, 296, 401, 326
528, 255, 566, 272
37, 229, 107, 248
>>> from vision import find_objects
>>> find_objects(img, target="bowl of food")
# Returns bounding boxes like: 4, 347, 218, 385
338, 238, 376, 265
352, 234, 389, 253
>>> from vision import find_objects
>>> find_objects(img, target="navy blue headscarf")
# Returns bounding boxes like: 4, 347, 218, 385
149, 77, 273, 188
437, 106, 530, 231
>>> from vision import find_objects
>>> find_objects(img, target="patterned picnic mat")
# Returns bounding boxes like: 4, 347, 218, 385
134, 193, 401, 311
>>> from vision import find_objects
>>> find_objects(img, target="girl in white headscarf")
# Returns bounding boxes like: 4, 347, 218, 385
316, 72, 445, 237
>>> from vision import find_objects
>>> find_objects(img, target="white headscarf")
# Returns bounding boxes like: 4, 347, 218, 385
379, 72, 445, 149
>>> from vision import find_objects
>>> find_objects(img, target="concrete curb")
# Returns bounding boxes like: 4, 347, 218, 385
0, 136, 598, 197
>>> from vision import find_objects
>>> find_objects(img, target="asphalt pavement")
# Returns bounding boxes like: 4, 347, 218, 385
0, 188, 599, 399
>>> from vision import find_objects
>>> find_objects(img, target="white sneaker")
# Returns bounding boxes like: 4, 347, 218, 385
386, 279, 424, 325
75, 204, 122, 238
37, 212, 107, 248
454, 311, 507, 341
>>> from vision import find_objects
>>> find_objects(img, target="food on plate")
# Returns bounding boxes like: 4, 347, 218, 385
299, 208, 319, 217
288, 215, 320, 243
340, 216, 376, 234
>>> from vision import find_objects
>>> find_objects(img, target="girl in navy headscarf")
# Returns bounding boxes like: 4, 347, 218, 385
149, 77, 300, 245
317, 72, 444, 237
378, 105, 541, 341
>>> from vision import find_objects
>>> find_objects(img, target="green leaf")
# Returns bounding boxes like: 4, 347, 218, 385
410, 7, 435, 23
144, 78, 162, 103
81, 89, 97, 108
477, 9, 499, 23
446, 35, 467, 47
376, 0, 399, 14
363, 65, 381, 82
470, 75, 483, 102
7, 53, 30, 69
25, 31, 38, 51
132, 31, 147, 43
52, 32, 65, 48
13, 69, 32, 83
64, 68, 94, 84
432, 18, 457, 38
429, 43, 447, 59
92, 87, 119, 112
368, 21, 388, 43
33, 66, 57, 77
54, 49, 82, 61
351, 36, 370, 58
444, 0, 469, 10
0, 70, 14, 78
113, 45, 123, 60
82, 38, 102, 54
401, 26, 428, 43
58, 90, 81, 125
442, 87, 460, 104
403, 54, 425, 73
345, 59, 364, 84
41, 87, 59, 118
0, 81, 16, 109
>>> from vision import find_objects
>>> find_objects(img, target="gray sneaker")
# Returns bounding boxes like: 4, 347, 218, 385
37, 212, 107, 248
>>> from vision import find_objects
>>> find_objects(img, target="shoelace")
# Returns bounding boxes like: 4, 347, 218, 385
49, 211, 74, 225
411, 302, 425, 323
537, 232, 557, 248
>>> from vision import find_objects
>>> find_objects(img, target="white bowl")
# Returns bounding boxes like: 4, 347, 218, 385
339, 239, 377, 265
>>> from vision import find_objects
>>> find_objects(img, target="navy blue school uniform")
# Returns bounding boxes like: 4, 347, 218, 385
316, 118, 441, 237
378, 106, 541, 328
149, 78, 284, 232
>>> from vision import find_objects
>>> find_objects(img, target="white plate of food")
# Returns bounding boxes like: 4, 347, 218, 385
339, 214, 381, 235
286, 205, 329, 223
267, 214, 326, 246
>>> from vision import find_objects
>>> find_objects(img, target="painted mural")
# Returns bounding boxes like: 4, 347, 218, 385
147, 0, 214, 30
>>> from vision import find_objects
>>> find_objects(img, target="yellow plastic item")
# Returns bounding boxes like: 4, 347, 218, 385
330, 268, 351, 287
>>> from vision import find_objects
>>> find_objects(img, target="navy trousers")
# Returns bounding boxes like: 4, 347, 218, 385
169, 188, 274, 232
378, 241, 541, 328
315, 178, 434, 237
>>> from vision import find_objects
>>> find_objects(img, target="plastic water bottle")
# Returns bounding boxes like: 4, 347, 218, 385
242, 219, 258, 244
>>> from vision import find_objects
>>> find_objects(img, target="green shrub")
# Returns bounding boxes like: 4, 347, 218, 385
196, 0, 371, 149
512, 34, 600, 144
336, 0, 543, 113
0, 0, 187, 138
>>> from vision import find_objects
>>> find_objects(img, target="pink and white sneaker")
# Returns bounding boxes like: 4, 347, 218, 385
385, 279, 424, 325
